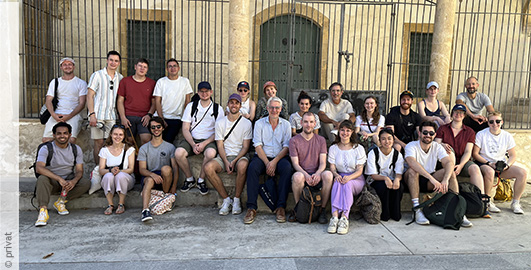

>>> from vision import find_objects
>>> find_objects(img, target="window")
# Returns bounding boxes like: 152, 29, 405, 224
126, 20, 166, 80
407, 32, 433, 98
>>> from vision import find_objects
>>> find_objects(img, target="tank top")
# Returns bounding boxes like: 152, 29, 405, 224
423, 99, 442, 117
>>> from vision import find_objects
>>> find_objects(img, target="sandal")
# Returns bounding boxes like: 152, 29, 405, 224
116, 204, 125, 214
104, 205, 114, 215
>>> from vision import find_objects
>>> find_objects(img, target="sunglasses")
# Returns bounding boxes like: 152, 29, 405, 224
422, 130, 436, 136
112, 124, 125, 129
110, 80, 114, 90
238, 89, 249, 93
150, 125, 162, 130
488, 119, 502, 124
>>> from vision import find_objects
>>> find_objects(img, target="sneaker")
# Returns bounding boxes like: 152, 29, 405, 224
415, 209, 430, 225
141, 209, 153, 222
197, 181, 209, 195
482, 210, 492, 218
35, 208, 49, 227
488, 202, 501, 213
327, 216, 339, 234
461, 215, 473, 227
511, 201, 525, 214
318, 209, 327, 224
219, 198, 232, 216
53, 199, 69, 215
232, 199, 242, 215
180, 179, 196, 193
337, 216, 349, 235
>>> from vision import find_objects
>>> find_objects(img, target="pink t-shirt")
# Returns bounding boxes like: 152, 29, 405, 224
289, 134, 327, 174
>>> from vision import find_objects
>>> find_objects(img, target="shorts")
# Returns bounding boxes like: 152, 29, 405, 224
418, 173, 435, 193
213, 154, 250, 172
125, 115, 150, 136
90, 120, 116, 140
141, 170, 164, 191
177, 138, 217, 156
459, 160, 477, 177
43, 114, 83, 138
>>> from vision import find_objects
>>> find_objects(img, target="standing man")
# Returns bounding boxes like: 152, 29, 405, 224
385, 90, 423, 151
244, 97, 293, 224
455, 76, 495, 133
289, 112, 333, 224
137, 117, 179, 222
116, 58, 156, 145
404, 121, 471, 227
176, 81, 224, 195
87, 50, 123, 164
473, 112, 527, 214
318, 82, 356, 142
42, 57, 87, 144
35, 122, 90, 227
153, 59, 193, 143
204, 94, 252, 215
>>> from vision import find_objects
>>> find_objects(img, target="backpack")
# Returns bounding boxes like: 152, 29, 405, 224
409, 191, 466, 230
190, 93, 219, 121
372, 148, 399, 174
354, 184, 382, 224
295, 186, 322, 224
29, 141, 78, 178
458, 182, 489, 218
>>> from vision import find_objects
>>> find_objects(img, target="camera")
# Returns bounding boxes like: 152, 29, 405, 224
495, 160, 507, 174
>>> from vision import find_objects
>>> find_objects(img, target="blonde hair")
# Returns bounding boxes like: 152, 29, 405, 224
487, 111, 502, 119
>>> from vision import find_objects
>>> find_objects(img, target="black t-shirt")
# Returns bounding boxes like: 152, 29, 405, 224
384, 106, 422, 144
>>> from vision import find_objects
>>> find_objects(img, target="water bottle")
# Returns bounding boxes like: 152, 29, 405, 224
60, 189, 68, 202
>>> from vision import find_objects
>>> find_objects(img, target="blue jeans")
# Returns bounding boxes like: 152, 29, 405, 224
246, 155, 292, 210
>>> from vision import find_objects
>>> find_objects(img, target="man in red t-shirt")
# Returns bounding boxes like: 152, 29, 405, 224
117, 58, 156, 145
289, 112, 333, 224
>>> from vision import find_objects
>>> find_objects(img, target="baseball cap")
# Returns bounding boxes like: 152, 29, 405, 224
400, 90, 414, 99
59, 57, 75, 66
263, 81, 277, 91
197, 81, 212, 90
228, 93, 242, 103
451, 104, 467, 113
237, 81, 250, 90
426, 81, 439, 89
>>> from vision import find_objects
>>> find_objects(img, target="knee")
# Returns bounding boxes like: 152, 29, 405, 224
175, 148, 187, 159
292, 173, 305, 186
322, 171, 333, 184
237, 159, 249, 172
161, 165, 172, 176
204, 148, 216, 159
204, 161, 216, 174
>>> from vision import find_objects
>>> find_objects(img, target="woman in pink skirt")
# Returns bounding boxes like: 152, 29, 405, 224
327, 120, 367, 235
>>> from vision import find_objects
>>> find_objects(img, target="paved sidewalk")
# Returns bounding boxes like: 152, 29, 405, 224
18, 198, 531, 269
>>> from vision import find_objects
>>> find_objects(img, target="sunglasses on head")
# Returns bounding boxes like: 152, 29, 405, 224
150, 125, 162, 130
422, 130, 436, 136
112, 124, 125, 129
488, 119, 502, 124
238, 88, 249, 93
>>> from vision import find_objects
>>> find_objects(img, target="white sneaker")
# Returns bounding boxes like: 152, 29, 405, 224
488, 202, 501, 213
461, 215, 473, 227
511, 201, 524, 214
327, 216, 339, 234
415, 209, 430, 225
337, 216, 349, 235
232, 199, 242, 215
219, 198, 232, 216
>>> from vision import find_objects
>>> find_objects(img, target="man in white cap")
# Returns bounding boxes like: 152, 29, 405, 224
42, 57, 87, 144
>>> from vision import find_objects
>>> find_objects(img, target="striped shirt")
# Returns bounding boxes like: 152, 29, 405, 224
87, 68, 123, 120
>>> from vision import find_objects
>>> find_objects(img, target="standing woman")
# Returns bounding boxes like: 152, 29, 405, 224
355, 95, 385, 149
289, 91, 321, 136
255, 81, 289, 120
98, 125, 136, 215
417, 81, 451, 127
234, 81, 256, 121
327, 120, 367, 235
365, 128, 405, 221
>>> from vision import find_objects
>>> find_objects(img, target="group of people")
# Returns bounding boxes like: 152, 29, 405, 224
34, 52, 527, 236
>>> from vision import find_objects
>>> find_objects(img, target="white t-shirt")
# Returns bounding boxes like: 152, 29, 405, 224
99, 146, 135, 170
365, 148, 404, 180
182, 100, 225, 140
319, 98, 354, 122
215, 115, 253, 156
475, 129, 516, 163
355, 115, 385, 134
153, 76, 193, 119
328, 144, 367, 174
289, 112, 321, 131
47, 76, 88, 115
405, 141, 448, 174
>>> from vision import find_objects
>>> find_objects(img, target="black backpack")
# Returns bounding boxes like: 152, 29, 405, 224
190, 93, 219, 121
458, 182, 489, 218
409, 191, 467, 230
295, 186, 322, 224
29, 141, 78, 178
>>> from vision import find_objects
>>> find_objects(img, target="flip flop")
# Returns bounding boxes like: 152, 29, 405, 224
116, 204, 125, 214
104, 205, 114, 215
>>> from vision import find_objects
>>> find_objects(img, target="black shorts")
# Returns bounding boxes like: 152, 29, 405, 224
141, 170, 164, 191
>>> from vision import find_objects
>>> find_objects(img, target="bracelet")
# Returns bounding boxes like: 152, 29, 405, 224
147, 113, 153, 118
88, 112, 95, 117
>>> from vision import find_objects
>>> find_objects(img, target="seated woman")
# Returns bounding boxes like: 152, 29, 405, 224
417, 81, 451, 127
365, 128, 405, 221
233, 81, 256, 121
98, 124, 136, 215
255, 81, 289, 120
289, 91, 320, 136
355, 95, 385, 150
327, 120, 366, 235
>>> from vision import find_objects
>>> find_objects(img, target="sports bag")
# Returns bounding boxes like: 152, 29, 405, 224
494, 178, 513, 202
409, 191, 466, 230
458, 182, 488, 218
354, 184, 382, 224
295, 185, 322, 224
149, 190, 176, 215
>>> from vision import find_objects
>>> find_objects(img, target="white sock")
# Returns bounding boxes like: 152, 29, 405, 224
412, 198, 419, 207
224, 197, 231, 203
233, 197, 240, 204
186, 176, 194, 182
197, 178, 204, 183
512, 199, 520, 204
